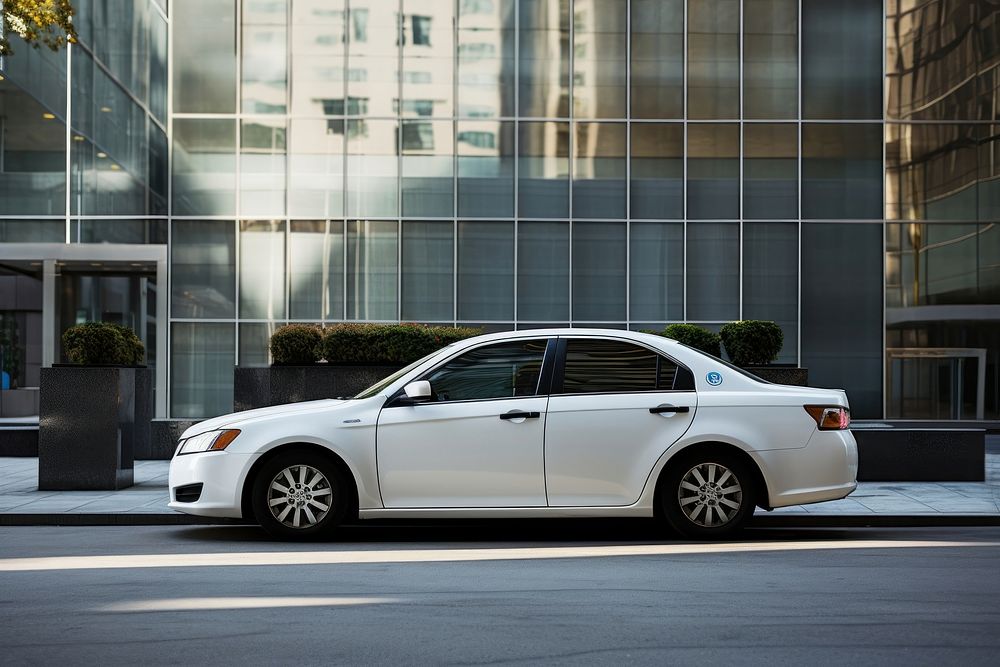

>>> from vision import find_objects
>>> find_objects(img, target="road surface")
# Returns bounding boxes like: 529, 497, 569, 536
1, 522, 999, 665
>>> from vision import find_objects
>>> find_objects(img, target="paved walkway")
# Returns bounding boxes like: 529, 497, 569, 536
0, 438, 997, 520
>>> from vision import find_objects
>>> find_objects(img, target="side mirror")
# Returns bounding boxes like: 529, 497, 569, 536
403, 380, 432, 402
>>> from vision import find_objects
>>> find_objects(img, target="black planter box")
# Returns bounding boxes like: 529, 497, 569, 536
149, 419, 201, 459
744, 366, 809, 386
39, 366, 136, 490
234, 364, 403, 412
852, 427, 985, 481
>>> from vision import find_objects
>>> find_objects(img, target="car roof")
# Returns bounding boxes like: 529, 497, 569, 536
452, 327, 681, 349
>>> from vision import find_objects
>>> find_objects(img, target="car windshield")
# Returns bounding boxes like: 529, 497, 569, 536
352, 347, 454, 399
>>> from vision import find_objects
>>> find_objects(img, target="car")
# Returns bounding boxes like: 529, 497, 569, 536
168, 328, 858, 540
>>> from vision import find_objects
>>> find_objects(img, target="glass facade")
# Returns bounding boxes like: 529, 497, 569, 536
1, 0, 997, 421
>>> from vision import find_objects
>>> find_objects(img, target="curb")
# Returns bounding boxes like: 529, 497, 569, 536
0, 514, 248, 526
1, 513, 998, 528
751, 514, 1000, 528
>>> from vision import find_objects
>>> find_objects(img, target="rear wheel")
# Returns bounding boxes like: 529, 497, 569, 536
251, 450, 349, 540
660, 451, 756, 539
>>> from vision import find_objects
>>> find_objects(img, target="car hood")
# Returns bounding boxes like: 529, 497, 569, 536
181, 399, 349, 440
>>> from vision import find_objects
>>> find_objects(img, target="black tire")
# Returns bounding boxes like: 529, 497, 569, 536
659, 450, 757, 540
251, 450, 350, 540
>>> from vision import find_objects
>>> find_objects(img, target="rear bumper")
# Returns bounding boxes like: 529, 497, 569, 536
754, 429, 858, 509
167, 451, 251, 519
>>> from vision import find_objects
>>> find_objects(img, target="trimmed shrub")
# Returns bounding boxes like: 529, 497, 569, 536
318, 323, 482, 364
62, 322, 145, 366
720, 320, 783, 367
269, 324, 322, 364
659, 323, 722, 357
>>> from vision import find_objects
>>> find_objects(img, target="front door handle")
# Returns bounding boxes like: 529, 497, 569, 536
649, 405, 690, 414
499, 410, 541, 420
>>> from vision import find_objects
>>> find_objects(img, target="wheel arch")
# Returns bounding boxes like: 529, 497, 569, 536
240, 442, 361, 522
652, 440, 772, 513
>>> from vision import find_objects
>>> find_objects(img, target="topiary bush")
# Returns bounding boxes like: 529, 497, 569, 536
318, 323, 482, 364
719, 320, 783, 367
269, 324, 322, 364
659, 323, 722, 357
62, 322, 145, 366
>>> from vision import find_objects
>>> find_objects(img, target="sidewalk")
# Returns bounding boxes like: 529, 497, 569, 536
0, 438, 997, 526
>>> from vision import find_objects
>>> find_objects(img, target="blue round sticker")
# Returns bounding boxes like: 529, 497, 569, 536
706, 371, 723, 386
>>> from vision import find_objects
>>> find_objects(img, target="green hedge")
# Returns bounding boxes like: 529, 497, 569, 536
269, 324, 322, 364
720, 320, 783, 366
657, 323, 722, 357
313, 324, 482, 364
62, 322, 145, 366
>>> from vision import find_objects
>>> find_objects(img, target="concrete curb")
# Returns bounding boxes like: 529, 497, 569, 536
0, 514, 248, 526
1, 513, 999, 528
751, 514, 1000, 528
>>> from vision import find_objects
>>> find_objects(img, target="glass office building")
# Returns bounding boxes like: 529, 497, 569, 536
0, 0, 997, 421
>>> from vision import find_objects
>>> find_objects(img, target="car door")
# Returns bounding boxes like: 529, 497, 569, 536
544, 337, 697, 506
376, 338, 553, 508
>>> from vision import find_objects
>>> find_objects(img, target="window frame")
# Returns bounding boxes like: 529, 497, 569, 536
386, 337, 558, 406
550, 336, 695, 397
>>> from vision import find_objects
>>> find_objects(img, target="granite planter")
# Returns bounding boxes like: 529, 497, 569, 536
39, 366, 136, 490
744, 365, 808, 386
234, 364, 404, 412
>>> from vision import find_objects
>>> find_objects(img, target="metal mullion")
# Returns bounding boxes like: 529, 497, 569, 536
453, 0, 459, 328
682, 0, 688, 322
738, 0, 744, 322
797, 0, 802, 369
625, 0, 631, 330
343, 1, 351, 322
394, 17, 404, 327
65, 43, 72, 242
234, 0, 243, 367
513, 0, 519, 330
881, 0, 888, 419
166, 0, 174, 417
568, 0, 574, 327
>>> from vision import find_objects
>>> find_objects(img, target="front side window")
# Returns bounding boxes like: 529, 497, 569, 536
558, 339, 690, 394
423, 339, 548, 402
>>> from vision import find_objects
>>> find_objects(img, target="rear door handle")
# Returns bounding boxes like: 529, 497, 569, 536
499, 410, 541, 420
649, 405, 690, 414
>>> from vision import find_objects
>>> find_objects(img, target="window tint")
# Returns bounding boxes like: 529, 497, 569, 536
424, 340, 547, 402
559, 339, 689, 394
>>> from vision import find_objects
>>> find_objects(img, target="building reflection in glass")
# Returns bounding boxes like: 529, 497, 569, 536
885, 0, 1000, 419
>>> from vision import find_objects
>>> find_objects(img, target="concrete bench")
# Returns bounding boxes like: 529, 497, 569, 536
851, 425, 986, 482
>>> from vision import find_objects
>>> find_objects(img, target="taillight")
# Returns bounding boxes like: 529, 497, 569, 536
804, 405, 850, 430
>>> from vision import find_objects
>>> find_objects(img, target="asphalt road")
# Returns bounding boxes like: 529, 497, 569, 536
1, 522, 999, 665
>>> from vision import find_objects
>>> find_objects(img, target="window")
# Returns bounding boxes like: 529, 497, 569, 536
558, 339, 689, 394
423, 340, 548, 401
410, 16, 432, 45
321, 97, 369, 116
352, 8, 369, 42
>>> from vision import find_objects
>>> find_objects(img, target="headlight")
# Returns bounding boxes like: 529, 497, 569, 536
177, 429, 241, 455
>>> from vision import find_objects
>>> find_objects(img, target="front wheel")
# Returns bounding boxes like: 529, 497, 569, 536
251, 451, 349, 540
660, 452, 756, 539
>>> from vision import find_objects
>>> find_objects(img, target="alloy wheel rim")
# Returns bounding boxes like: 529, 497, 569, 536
677, 462, 743, 528
267, 464, 333, 529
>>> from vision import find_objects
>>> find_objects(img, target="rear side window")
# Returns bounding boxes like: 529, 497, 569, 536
558, 339, 692, 394
423, 339, 548, 402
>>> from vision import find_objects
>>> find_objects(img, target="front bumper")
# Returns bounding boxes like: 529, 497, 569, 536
167, 450, 253, 519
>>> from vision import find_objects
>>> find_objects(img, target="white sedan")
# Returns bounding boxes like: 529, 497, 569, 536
168, 329, 857, 539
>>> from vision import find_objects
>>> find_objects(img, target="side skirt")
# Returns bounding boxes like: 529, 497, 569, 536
357, 505, 655, 520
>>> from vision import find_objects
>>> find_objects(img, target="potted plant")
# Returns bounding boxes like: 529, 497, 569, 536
657, 323, 722, 357
234, 323, 481, 412
38, 322, 147, 490
719, 320, 807, 386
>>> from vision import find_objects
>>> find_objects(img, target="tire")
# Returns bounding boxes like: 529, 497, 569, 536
251, 450, 350, 540
659, 450, 756, 540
